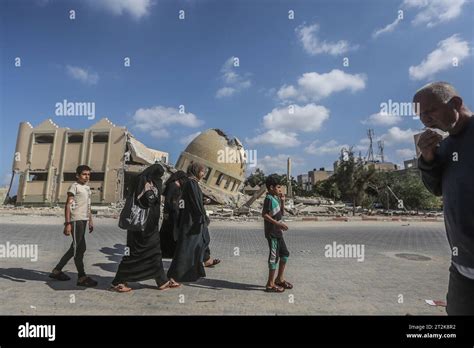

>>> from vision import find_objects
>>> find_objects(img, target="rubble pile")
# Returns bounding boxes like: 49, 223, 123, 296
0, 191, 443, 221
206, 193, 353, 220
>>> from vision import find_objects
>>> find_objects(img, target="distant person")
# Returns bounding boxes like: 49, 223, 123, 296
49, 165, 98, 287
110, 164, 180, 292
159, 170, 188, 258
415, 81, 474, 315
167, 162, 218, 282
261, 174, 292, 293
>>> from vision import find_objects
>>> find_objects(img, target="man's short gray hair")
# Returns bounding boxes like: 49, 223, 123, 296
414, 81, 459, 103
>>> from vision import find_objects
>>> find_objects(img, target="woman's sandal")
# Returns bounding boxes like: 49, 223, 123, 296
265, 285, 285, 293
275, 280, 293, 289
158, 279, 181, 290
109, 283, 132, 293
205, 258, 221, 268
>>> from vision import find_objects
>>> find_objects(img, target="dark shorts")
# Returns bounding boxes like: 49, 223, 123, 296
266, 236, 289, 270
446, 264, 474, 315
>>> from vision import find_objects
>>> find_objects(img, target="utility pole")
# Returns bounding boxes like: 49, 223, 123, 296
366, 129, 375, 163
287, 157, 292, 198
378, 140, 384, 163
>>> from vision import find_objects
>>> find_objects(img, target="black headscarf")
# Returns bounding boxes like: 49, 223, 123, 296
163, 170, 187, 196
129, 163, 165, 194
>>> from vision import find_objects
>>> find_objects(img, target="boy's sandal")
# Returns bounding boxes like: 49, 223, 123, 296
109, 284, 132, 293
77, 277, 98, 287
49, 271, 71, 281
205, 259, 221, 267
275, 280, 293, 289
158, 279, 181, 290
265, 285, 285, 293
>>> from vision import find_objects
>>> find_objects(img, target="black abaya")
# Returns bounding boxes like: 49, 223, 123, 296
167, 178, 209, 282
159, 181, 181, 258
112, 164, 168, 287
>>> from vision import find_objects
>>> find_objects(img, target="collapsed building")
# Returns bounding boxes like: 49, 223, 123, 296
175, 128, 246, 204
7, 119, 247, 206
10, 118, 169, 205
3, 119, 438, 218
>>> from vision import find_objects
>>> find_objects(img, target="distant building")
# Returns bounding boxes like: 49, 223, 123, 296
333, 160, 398, 172
307, 168, 333, 186
404, 158, 418, 170
395, 157, 421, 176
366, 162, 399, 172
297, 174, 311, 191
11, 118, 168, 205
297, 174, 309, 185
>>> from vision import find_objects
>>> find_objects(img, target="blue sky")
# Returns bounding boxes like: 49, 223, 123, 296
1, 0, 473, 189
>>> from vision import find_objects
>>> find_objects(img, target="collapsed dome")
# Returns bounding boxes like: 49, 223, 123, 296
175, 129, 246, 194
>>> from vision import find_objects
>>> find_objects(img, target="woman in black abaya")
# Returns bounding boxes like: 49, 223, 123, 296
111, 164, 180, 292
167, 162, 212, 282
159, 170, 187, 258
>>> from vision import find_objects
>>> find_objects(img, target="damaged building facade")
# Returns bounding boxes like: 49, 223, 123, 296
175, 129, 246, 203
10, 118, 169, 205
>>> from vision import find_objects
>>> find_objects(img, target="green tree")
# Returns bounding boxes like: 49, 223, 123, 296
313, 177, 341, 201
245, 168, 265, 187
332, 148, 377, 214
370, 171, 442, 211
391, 172, 441, 210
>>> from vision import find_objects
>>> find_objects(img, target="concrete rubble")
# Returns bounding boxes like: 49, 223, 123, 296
0, 158, 443, 222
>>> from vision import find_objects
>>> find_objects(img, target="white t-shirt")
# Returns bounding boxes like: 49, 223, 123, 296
67, 182, 91, 221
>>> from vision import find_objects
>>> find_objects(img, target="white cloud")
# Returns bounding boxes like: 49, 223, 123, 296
408, 34, 470, 80
372, 17, 402, 38
277, 69, 366, 102
395, 148, 416, 158
403, 0, 467, 27
304, 140, 350, 156
263, 104, 330, 132
362, 112, 402, 126
255, 154, 305, 174
296, 23, 357, 56
86, 0, 153, 20
381, 127, 418, 145
215, 57, 251, 98
132, 106, 203, 139
66, 65, 99, 85
245, 130, 300, 148
180, 131, 202, 145
248, 103, 330, 149
215, 87, 236, 98
277, 85, 298, 100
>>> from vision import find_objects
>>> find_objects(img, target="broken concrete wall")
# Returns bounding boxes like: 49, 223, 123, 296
12, 118, 169, 205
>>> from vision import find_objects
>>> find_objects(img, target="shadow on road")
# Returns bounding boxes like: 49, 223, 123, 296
186, 277, 265, 291
93, 243, 171, 273
0, 267, 172, 292
0, 267, 114, 291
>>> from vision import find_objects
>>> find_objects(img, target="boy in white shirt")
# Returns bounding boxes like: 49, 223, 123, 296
49, 165, 97, 287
